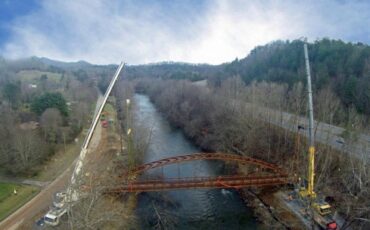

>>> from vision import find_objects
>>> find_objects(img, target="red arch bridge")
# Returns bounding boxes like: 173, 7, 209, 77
110, 152, 291, 192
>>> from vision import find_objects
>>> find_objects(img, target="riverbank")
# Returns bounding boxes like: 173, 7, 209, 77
239, 188, 308, 230
134, 89, 304, 229
132, 94, 258, 229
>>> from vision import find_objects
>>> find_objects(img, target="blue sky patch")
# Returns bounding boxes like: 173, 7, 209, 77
1, 0, 370, 64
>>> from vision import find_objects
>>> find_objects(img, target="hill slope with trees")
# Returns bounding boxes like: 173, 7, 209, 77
122, 39, 370, 117
0, 57, 115, 175
214, 39, 370, 116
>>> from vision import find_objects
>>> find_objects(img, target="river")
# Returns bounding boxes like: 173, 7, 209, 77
133, 94, 258, 229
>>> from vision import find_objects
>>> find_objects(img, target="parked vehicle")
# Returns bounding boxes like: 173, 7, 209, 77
44, 207, 67, 226
35, 216, 45, 227
102, 120, 108, 128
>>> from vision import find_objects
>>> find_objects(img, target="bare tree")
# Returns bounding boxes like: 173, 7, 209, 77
10, 130, 49, 174
40, 108, 62, 143
70, 102, 89, 130
66, 172, 137, 230
315, 86, 342, 125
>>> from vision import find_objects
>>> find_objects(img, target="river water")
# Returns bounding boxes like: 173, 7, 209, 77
133, 94, 257, 229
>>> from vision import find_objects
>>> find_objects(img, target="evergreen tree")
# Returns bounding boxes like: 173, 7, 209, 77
31, 92, 68, 116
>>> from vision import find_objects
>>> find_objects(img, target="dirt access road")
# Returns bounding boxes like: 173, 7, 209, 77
0, 95, 104, 230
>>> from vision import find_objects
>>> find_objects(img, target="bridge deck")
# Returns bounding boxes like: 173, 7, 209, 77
111, 175, 289, 192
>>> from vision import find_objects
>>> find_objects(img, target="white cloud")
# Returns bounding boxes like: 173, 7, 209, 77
2, 0, 370, 64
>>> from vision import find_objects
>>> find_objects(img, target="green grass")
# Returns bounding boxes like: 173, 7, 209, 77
16, 70, 62, 83
0, 183, 14, 203
0, 183, 39, 221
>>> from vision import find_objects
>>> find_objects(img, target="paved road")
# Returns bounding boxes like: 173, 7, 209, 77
0, 164, 73, 230
237, 100, 370, 160
193, 80, 369, 160
0, 94, 104, 230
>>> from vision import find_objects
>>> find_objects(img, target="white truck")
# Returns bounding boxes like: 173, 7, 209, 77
44, 191, 70, 226
44, 207, 67, 226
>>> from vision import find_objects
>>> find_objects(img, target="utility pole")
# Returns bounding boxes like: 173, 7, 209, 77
120, 118, 123, 154
63, 131, 66, 154
126, 99, 133, 170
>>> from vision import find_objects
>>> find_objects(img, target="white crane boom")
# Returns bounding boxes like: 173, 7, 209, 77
71, 62, 124, 185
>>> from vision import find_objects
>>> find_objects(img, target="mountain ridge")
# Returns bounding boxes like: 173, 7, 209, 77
1, 38, 369, 115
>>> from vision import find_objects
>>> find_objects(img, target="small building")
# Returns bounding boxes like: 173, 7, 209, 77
19, 121, 39, 130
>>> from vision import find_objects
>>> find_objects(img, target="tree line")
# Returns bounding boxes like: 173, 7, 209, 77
124, 39, 370, 121
212, 39, 370, 117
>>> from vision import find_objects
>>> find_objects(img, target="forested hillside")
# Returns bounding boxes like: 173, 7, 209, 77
123, 39, 370, 116
124, 62, 218, 81
2, 38, 369, 123
215, 39, 370, 115
0, 57, 115, 175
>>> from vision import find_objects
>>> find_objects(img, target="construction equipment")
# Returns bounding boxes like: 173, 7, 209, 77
44, 207, 67, 226
43, 62, 125, 227
299, 38, 337, 229
312, 201, 332, 216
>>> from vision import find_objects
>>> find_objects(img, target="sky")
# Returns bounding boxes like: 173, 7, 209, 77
0, 0, 370, 65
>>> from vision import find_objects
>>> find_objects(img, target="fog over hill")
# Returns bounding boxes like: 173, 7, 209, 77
2, 38, 370, 116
